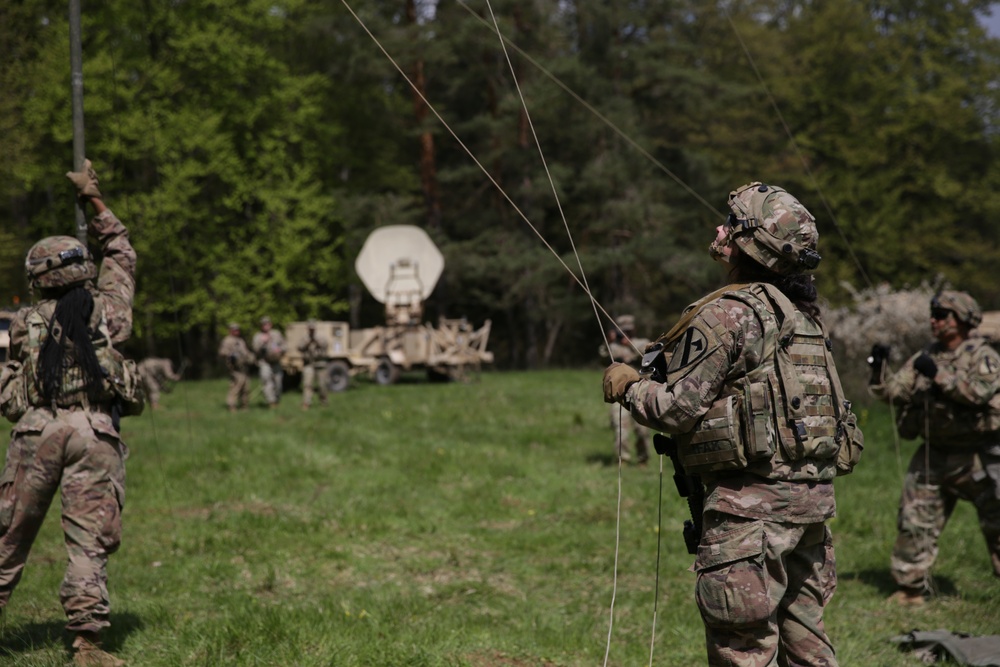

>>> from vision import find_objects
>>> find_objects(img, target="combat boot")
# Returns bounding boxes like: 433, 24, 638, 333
72, 632, 125, 667
888, 588, 926, 607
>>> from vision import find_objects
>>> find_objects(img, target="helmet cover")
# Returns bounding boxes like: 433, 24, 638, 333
725, 182, 820, 275
931, 290, 982, 327
25, 236, 97, 289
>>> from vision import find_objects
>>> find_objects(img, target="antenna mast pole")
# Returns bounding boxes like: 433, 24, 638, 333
69, 0, 87, 243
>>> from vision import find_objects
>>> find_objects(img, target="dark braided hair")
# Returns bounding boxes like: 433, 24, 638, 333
730, 254, 822, 323
38, 286, 104, 403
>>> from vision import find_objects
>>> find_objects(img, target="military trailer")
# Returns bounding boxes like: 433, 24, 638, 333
0, 309, 17, 363
282, 225, 493, 391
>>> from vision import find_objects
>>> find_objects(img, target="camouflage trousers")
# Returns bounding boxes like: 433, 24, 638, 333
892, 443, 1000, 591
695, 511, 838, 667
227, 370, 250, 410
0, 407, 126, 632
258, 362, 283, 406
610, 403, 648, 463
301, 364, 328, 408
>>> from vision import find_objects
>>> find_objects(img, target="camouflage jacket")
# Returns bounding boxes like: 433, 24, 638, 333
624, 283, 851, 523
7, 210, 137, 413
252, 330, 286, 364
871, 336, 1000, 446
218, 335, 253, 371
298, 334, 329, 365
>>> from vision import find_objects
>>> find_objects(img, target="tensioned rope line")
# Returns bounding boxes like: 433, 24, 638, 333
722, 7, 875, 292
338, 0, 637, 358
480, 4, 641, 663
454, 0, 725, 221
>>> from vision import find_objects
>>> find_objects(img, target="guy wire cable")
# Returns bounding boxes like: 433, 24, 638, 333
480, 5, 663, 662
481, 3, 624, 661
454, 0, 725, 222
338, 0, 630, 349
722, 5, 875, 293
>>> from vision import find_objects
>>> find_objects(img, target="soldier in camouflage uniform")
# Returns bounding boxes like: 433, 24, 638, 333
599, 316, 650, 463
218, 323, 252, 412
136, 357, 180, 410
251, 316, 286, 408
0, 160, 138, 667
604, 182, 862, 667
870, 290, 1000, 606
299, 320, 329, 410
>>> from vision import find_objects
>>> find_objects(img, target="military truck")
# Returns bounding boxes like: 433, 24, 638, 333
282, 225, 493, 391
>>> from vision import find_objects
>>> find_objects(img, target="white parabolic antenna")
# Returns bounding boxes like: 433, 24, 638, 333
355, 225, 444, 304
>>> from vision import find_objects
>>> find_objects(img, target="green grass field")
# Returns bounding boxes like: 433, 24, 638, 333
1, 369, 997, 666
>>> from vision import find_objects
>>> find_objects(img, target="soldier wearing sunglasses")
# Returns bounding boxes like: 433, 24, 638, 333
870, 290, 1000, 606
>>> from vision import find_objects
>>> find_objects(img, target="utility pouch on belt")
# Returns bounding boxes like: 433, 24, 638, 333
0, 360, 28, 423
109, 357, 145, 417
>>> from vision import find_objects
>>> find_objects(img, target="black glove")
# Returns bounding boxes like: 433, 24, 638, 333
868, 343, 890, 371
867, 343, 890, 385
913, 353, 938, 379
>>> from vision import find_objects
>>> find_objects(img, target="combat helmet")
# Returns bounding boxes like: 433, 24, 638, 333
25, 236, 97, 290
931, 290, 982, 328
725, 182, 821, 275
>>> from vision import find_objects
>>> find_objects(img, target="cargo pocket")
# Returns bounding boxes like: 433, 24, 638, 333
89, 413, 126, 554
694, 519, 769, 629
0, 463, 18, 537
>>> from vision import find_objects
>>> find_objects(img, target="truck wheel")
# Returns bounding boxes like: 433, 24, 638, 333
374, 359, 400, 386
326, 360, 350, 392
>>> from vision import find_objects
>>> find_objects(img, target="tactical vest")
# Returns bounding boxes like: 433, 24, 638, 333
665, 283, 862, 478
0, 298, 143, 422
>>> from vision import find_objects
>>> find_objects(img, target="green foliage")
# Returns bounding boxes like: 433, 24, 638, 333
2, 0, 1000, 367
1, 370, 997, 665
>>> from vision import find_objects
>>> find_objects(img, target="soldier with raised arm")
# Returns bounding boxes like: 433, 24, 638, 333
0, 160, 141, 667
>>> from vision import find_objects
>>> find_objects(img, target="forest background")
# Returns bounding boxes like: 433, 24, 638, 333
3, 0, 1000, 376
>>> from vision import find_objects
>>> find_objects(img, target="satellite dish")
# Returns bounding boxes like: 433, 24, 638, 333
355, 225, 444, 304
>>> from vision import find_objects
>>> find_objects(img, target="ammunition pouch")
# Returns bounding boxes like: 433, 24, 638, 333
835, 409, 864, 476
109, 357, 145, 417
0, 360, 28, 423
674, 380, 776, 474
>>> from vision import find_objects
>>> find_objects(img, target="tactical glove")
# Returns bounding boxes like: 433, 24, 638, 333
65, 159, 102, 199
867, 343, 890, 385
913, 353, 938, 379
603, 362, 639, 404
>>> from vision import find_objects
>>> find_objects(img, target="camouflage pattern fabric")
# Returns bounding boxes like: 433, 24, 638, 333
601, 337, 650, 462
872, 336, 1000, 590
218, 334, 252, 410
697, 512, 837, 667
136, 358, 179, 407
298, 332, 329, 408
252, 328, 286, 406
0, 407, 126, 632
621, 283, 851, 666
0, 208, 135, 633
890, 444, 1000, 591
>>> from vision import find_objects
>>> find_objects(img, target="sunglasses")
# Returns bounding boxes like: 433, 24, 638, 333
930, 308, 953, 320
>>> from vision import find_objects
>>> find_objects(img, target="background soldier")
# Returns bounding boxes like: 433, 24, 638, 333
299, 320, 329, 410
218, 322, 252, 412
603, 182, 862, 666
137, 357, 180, 410
599, 315, 650, 463
0, 160, 138, 667
870, 290, 1000, 606
252, 316, 286, 408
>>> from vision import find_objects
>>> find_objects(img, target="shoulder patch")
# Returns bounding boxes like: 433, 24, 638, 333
667, 325, 711, 371
979, 354, 999, 376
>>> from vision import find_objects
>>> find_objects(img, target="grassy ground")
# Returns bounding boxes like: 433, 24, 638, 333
0, 369, 997, 666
